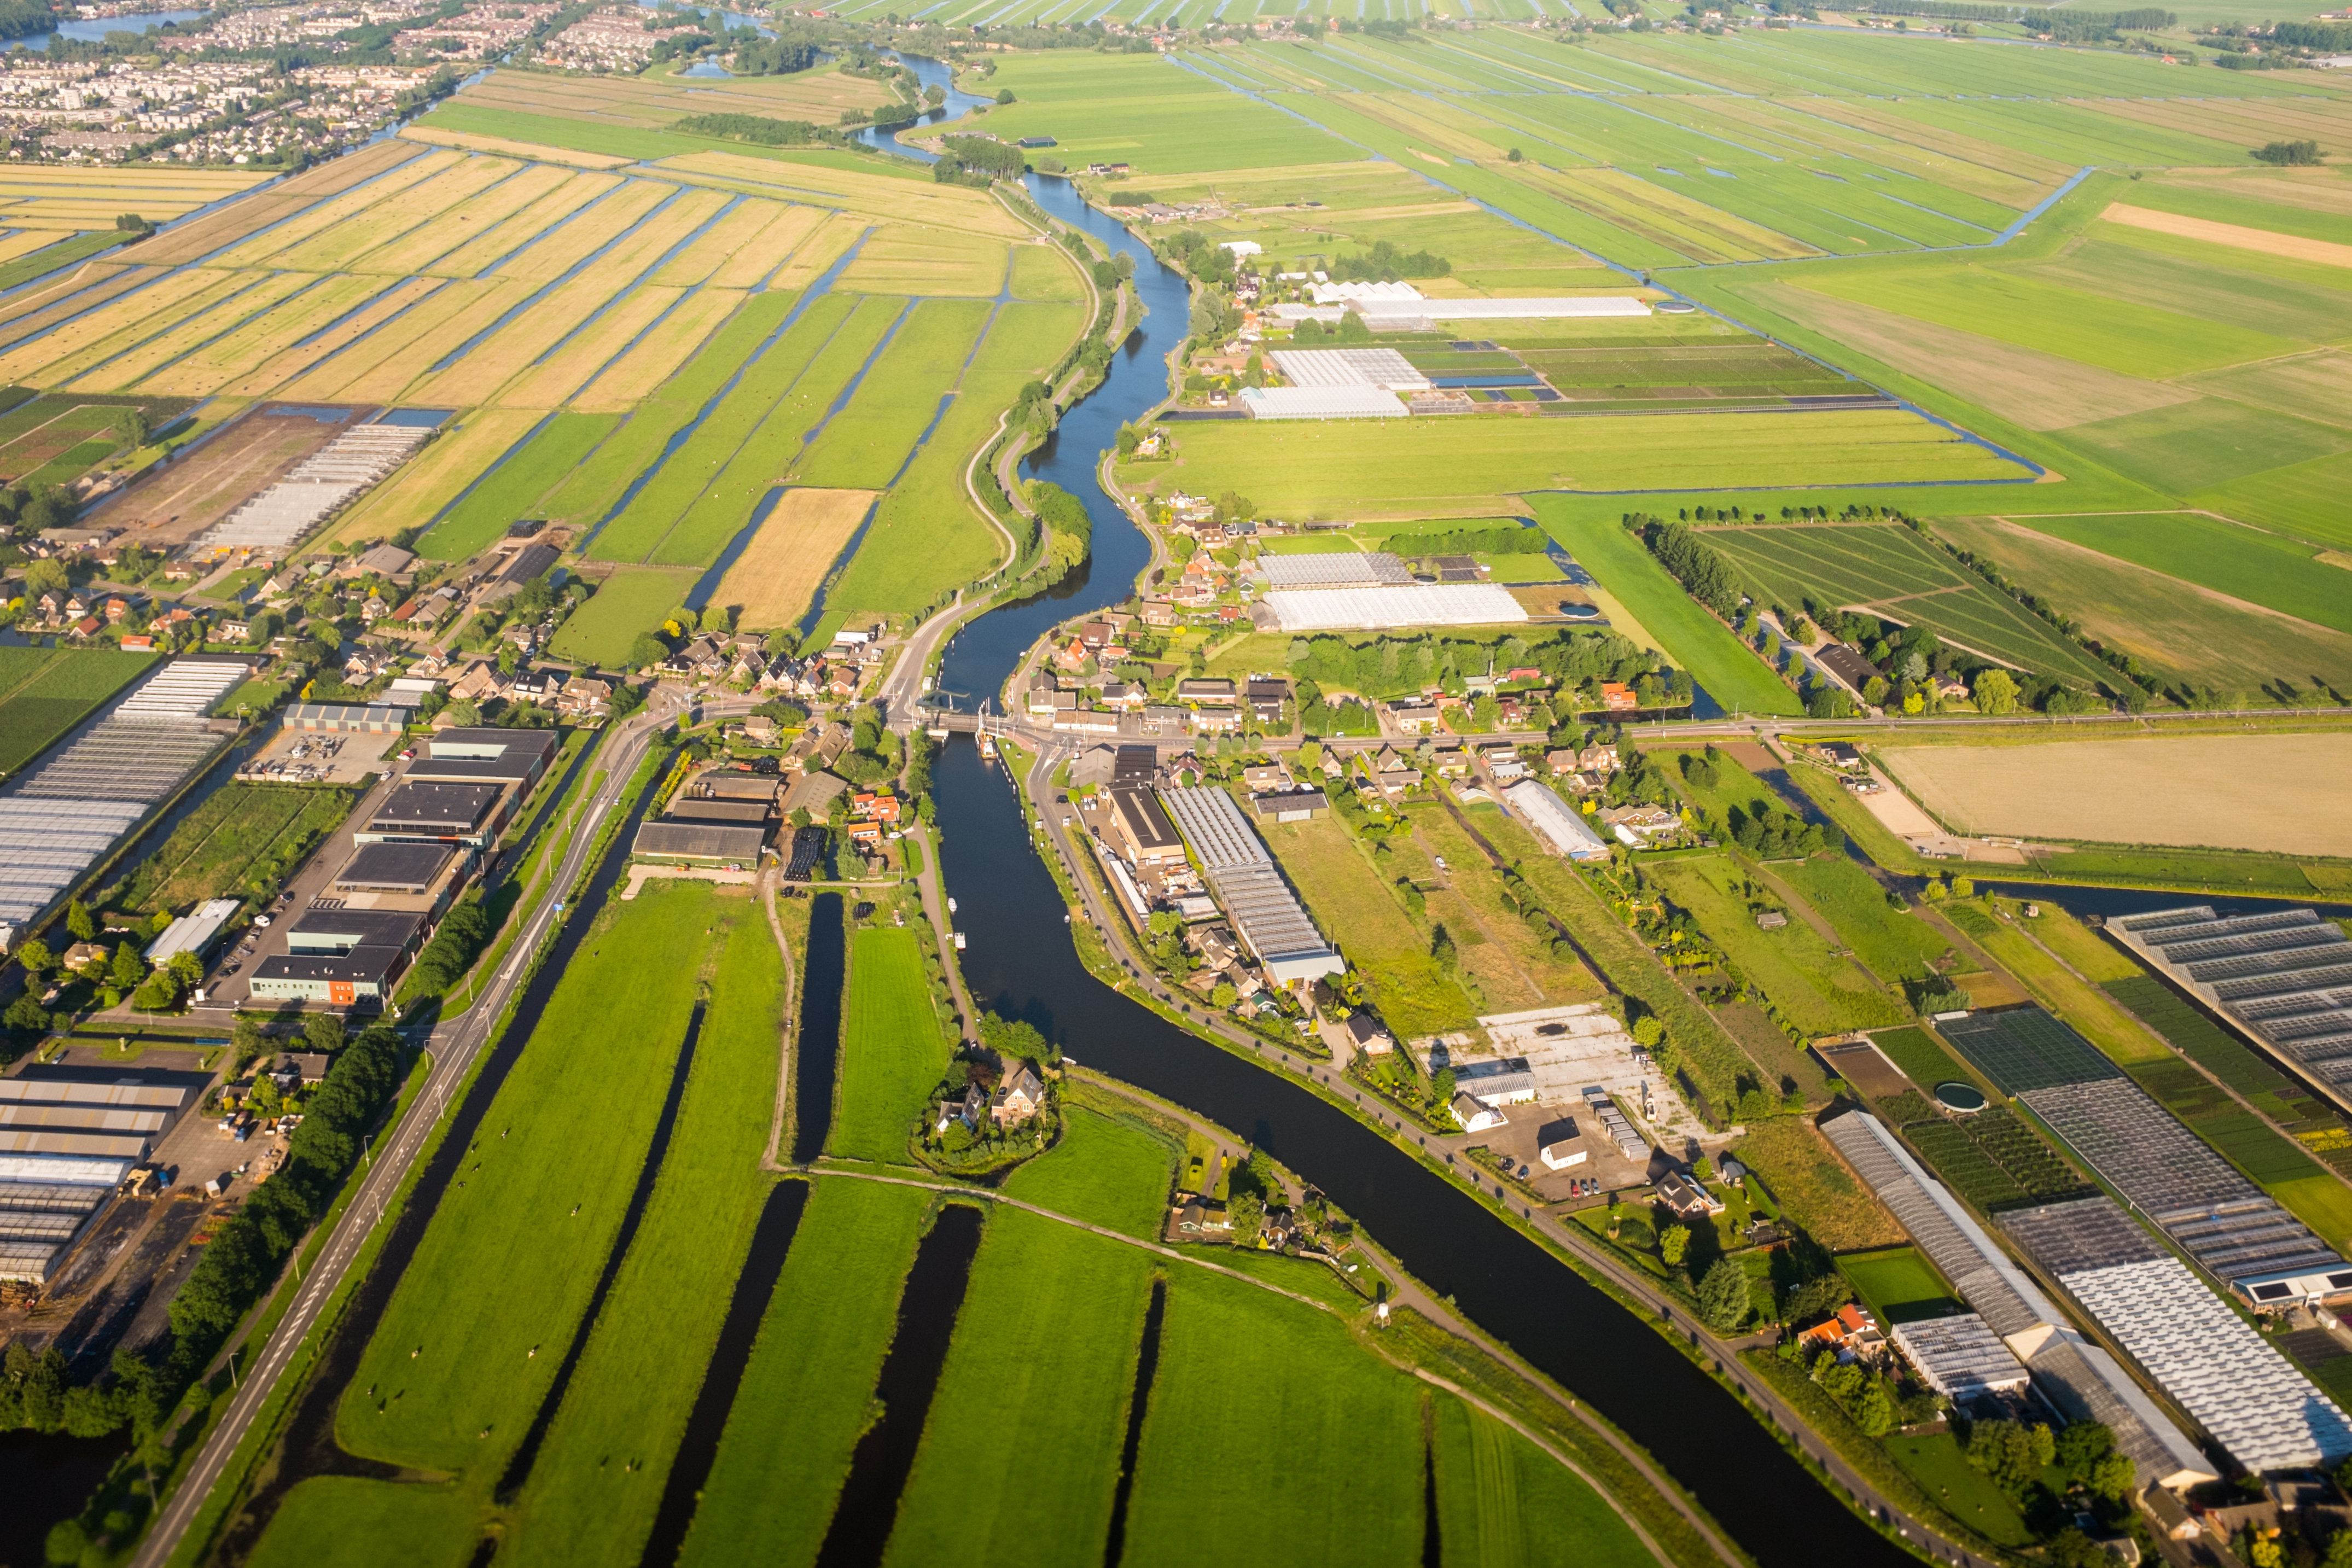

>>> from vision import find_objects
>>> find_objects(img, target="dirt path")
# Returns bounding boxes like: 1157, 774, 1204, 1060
758, 868, 800, 1173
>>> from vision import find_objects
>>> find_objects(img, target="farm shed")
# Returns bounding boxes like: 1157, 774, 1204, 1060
145, 897, 241, 966
2004, 1198, 2352, 1472
1259, 582, 1528, 633
286, 703, 406, 735
1504, 779, 1610, 861
632, 822, 767, 865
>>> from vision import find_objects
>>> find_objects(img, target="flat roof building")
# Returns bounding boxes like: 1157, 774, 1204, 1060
632, 822, 768, 864
249, 907, 424, 1007
335, 841, 458, 895
407, 727, 558, 788
145, 897, 241, 966
1106, 787, 1186, 868
360, 781, 505, 845
1505, 780, 1610, 861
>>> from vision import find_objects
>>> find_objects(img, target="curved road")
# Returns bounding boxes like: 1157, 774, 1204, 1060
132, 686, 706, 1568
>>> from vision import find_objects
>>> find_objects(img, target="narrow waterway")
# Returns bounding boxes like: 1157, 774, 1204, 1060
927, 178, 1913, 1568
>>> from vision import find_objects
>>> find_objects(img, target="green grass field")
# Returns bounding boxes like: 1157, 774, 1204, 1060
1121, 1264, 1424, 1567
329, 884, 729, 1475
2000, 511, 2352, 639
1533, 502, 1802, 718
546, 566, 697, 667
0, 645, 158, 776
417, 411, 625, 561
1431, 1396, 1658, 1568
1000, 1105, 1178, 1240
677, 1178, 933, 1568
1702, 524, 2115, 687
1778, 856, 1959, 985
246, 1477, 479, 1568
499, 900, 785, 1568
829, 925, 952, 1164
1261, 811, 1475, 1040
1870, 1026, 1968, 1094
1881, 1432, 2032, 1549
104, 783, 354, 915
793, 298, 992, 492
880, 1213, 1152, 1565
1834, 1246, 1957, 1326
1649, 854, 1906, 1036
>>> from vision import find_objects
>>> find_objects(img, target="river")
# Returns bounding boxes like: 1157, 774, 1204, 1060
925, 173, 1919, 1568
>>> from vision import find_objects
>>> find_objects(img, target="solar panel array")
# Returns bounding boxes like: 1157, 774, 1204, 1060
0, 660, 244, 937
1937, 1008, 2123, 1095
2112, 907, 2352, 1092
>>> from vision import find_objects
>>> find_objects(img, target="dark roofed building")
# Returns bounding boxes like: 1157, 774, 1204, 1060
250, 907, 423, 1006
666, 797, 773, 825
633, 821, 769, 864
1107, 786, 1186, 868
363, 781, 503, 844
696, 772, 783, 802
410, 727, 559, 787
334, 841, 457, 894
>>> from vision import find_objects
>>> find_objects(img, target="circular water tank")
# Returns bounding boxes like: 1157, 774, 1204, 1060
1934, 1081, 1988, 1114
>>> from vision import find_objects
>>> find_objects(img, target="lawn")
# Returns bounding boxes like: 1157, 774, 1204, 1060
1121, 1264, 1423, 1568
1118, 407, 2025, 521
1649, 854, 1907, 1036
0, 645, 158, 776
1261, 810, 1476, 1040
331, 884, 730, 1474
880, 1213, 1153, 1566
1835, 1245, 1958, 1325
1531, 500, 1801, 718
546, 566, 697, 667
677, 1178, 933, 1568
829, 925, 952, 1164
1870, 1027, 1969, 1094
104, 783, 355, 915
1881, 1432, 2033, 1549
1001, 1105, 1178, 1240
244, 1477, 479, 1568
1778, 856, 1959, 985
497, 898, 787, 1568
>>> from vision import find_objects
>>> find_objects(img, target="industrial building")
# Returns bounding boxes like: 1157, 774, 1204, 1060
1105, 787, 1186, 871
1157, 786, 1343, 988
1820, 1110, 2215, 1489
1890, 1315, 2033, 1405
1941, 1006, 2348, 1305
1256, 582, 1529, 633
284, 702, 409, 735
0, 658, 248, 949
247, 906, 423, 1005
1504, 779, 1611, 861
2109, 907, 2352, 1103
2004, 1198, 2352, 1473
0, 1068, 199, 1283
357, 780, 507, 847
145, 897, 241, 967
403, 727, 560, 789
331, 840, 467, 918
631, 821, 769, 864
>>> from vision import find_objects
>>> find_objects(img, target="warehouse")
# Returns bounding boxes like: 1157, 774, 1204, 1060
2004, 1197, 2352, 1473
631, 821, 768, 864
358, 781, 505, 846
1238, 386, 1405, 421
1257, 582, 1529, 633
663, 797, 773, 827
405, 727, 560, 789
248, 907, 423, 1005
1256, 551, 1414, 590
1267, 348, 1431, 392
145, 897, 241, 967
1504, 780, 1611, 862
334, 841, 459, 896
1820, 1110, 2215, 1488
1107, 787, 1186, 871
1158, 786, 1343, 988
284, 702, 407, 735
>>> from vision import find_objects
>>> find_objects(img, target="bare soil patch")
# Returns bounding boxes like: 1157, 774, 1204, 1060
711, 486, 875, 631
1880, 733, 2352, 858
97, 404, 364, 547
1770, 281, 2192, 431
2101, 202, 2352, 270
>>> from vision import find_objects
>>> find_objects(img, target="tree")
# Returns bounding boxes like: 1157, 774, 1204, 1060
2322, 1529, 2352, 1568
110, 941, 147, 990
1228, 1190, 1265, 1247
305, 1012, 346, 1056
1210, 981, 1238, 1009
1697, 1256, 1749, 1330
1972, 667, 2018, 716
1506, 146, 1523, 161
994, 86, 1015, 103
4, 994, 49, 1036
166, 951, 203, 988
1631, 1014, 1664, 1050
1430, 924, 1457, 970
16, 937, 54, 978
628, 632, 671, 669
1659, 1223, 1690, 1266
232, 1015, 268, 1071
66, 899, 95, 944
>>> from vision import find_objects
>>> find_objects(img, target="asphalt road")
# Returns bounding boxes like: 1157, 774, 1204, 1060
131, 687, 695, 1568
